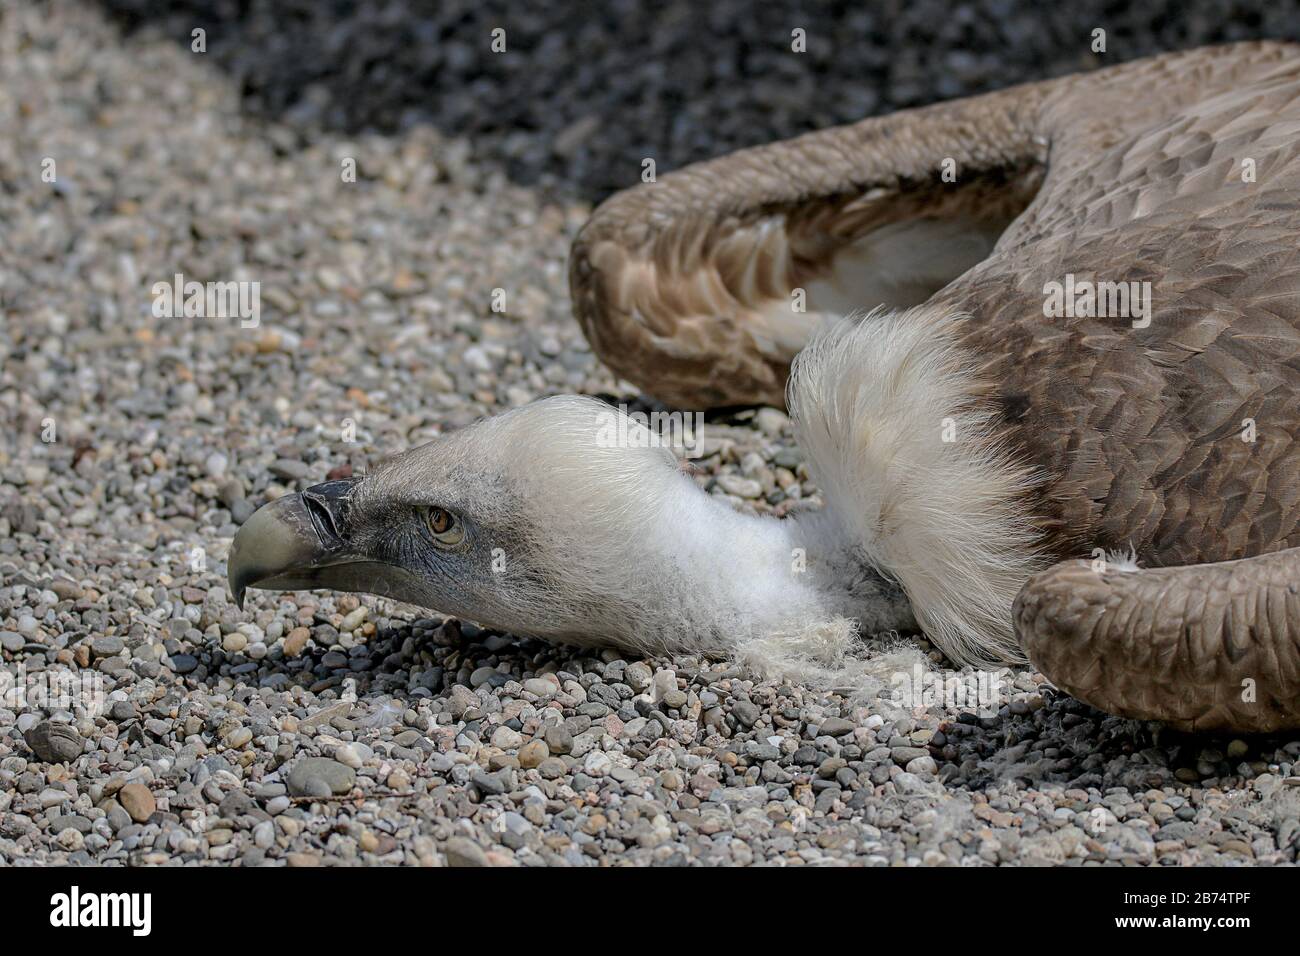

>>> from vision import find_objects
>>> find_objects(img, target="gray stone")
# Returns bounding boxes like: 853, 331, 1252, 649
286, 758, 356, 797
444, 836, 490, 867
23, 721, 83, 763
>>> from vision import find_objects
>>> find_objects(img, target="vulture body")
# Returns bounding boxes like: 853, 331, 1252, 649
231, 42, 1300, 733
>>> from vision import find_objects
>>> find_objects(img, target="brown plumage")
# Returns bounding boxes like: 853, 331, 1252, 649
569, 41, 1300, 732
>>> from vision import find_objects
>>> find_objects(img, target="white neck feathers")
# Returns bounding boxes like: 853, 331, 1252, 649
788, 307, 1047, 667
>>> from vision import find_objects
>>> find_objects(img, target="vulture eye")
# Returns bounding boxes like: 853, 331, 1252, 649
426, 507, 464, 545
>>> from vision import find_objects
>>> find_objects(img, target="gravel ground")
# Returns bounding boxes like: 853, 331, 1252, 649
1, 0, 1299, 867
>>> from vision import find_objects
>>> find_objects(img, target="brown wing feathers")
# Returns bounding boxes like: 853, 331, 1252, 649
569, 82, 1051, 408
570, 41, 1300, 730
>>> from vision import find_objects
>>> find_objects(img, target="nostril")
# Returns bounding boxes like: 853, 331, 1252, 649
302, 491, 344, 545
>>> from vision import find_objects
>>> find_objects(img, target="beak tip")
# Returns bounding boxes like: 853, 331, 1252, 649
226, 485, 350, 614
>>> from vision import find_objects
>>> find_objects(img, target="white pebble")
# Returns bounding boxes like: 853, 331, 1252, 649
491, 726, 522, 750
335, 744, 364, 769
584, 751, 612, 776
253, 820, 275, 849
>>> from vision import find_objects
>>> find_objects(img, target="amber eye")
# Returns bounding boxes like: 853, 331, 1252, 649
426, 507, 464, 545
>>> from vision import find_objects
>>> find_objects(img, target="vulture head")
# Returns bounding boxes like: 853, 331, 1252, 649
231, 396, 681, 644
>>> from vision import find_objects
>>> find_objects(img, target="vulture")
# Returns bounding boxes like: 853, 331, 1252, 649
230, 42, 1300, 733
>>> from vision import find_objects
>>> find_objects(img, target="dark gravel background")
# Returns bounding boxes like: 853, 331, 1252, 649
98, 0, 1300, 202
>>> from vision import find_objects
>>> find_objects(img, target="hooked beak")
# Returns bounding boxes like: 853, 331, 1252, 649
227, 479, 362, 609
